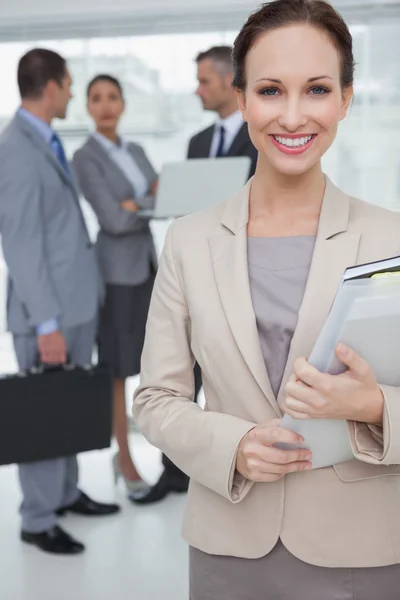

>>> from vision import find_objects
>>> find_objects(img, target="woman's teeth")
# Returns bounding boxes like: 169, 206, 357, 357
273, 135, 313, 148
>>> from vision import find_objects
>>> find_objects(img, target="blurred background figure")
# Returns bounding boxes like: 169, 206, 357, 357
73, 75, 158, 500
190, 45, 257, 176
132, 45, 258, 506
0, 49, 119, 556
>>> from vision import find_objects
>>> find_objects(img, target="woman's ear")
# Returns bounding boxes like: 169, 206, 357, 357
340, 85, 353, 121
235, 89, 248, 123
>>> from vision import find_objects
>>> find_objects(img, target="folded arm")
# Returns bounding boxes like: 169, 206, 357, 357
73, 153, 149, 236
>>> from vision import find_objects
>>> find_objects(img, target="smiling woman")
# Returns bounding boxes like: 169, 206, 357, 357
133, 1, 400, 599
233, 4, 354, 181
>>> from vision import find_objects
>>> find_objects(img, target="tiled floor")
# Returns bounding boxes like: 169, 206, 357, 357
0, 436, 189, 600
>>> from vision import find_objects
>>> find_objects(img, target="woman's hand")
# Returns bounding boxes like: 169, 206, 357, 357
120, 199, 139, 212
150, 180, 158, 196
284, 343, 384, 424
236, 419, 313, 482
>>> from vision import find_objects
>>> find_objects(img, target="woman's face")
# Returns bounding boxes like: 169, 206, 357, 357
87, 80, 124, 131
238, 24, 353, 177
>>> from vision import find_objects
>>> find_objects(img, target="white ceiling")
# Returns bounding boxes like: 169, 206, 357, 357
0, 0, 259, 20
0, 0, 399, 40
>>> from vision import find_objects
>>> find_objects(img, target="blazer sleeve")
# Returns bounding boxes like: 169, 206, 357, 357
0, 159, 61, 327
73, 151, 148, 236
348, 384, 400, 465
133, 222, 255, 503
128, 144, 157, 211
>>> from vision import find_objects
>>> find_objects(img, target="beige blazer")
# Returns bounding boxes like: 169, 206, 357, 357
134, 177, 400, 568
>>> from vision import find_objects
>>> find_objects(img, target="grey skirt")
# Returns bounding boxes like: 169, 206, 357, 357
98, 275, 155, 379
189, 540, 400, 600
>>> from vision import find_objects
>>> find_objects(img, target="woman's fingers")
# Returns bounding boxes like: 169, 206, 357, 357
263, 446, 312, 465
254, 423, 305, 447
236, 421, 313, 483
242, 446, 312, 481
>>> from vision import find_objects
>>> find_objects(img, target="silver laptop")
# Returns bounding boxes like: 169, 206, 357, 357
139, 156, 251, 219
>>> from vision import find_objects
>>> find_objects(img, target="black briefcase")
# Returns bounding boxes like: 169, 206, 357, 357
0, 364, 113, 465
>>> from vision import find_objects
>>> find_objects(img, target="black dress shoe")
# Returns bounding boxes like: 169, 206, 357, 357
56, 492, 120, 517
130, 471, 189, 505
21, 525, 85, 555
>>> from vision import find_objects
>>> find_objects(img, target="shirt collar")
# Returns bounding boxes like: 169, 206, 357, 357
215, 110, 243, 133
93, 131, 128, 153
18, 107, 54, 144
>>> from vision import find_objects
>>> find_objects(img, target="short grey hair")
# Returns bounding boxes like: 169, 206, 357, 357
196, 46, 233, 75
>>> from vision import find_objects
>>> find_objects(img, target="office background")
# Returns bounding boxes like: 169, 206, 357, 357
0, 0, 399, 598
0, 0, 399, 332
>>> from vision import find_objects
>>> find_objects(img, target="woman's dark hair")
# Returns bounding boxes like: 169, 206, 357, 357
18, 48, 67, 99
87, 74, 124, 100
232, 0, 355, 91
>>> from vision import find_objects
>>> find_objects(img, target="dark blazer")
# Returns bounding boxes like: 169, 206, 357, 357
187, 122, 258, 179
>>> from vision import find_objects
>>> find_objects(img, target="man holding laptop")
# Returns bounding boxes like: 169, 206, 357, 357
189, 45, 257, 177
131, 45, 258, 505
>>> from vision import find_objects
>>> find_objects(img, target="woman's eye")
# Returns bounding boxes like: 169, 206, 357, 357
259, 88, 280, 97
310, 86, 329, 96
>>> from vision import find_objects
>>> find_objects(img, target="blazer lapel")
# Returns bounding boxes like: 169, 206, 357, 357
276, 178, 361, 407
201, 126, 215, 157
227, 123, 249, 157
87, 136, 137, 194
127, 143, 155, 186
15, 114, 77, 196
209, 183, 279, 415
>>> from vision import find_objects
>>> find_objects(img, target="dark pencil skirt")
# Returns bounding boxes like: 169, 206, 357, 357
98, 275, 155, 379
190, 540, 400, 600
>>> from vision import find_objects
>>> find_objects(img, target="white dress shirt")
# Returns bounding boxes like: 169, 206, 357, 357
209, 110, 244, 158
93, 132, 148, 199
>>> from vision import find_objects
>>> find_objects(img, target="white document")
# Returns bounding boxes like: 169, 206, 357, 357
279, 277, 400, 469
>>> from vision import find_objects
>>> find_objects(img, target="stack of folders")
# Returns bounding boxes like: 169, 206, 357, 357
279, 255, 400, 469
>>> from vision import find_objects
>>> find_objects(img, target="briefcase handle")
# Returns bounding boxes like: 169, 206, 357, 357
32, 353, 76, 374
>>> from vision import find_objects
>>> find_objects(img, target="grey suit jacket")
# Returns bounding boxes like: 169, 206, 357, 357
0, 113, 102, 335
187, 122, 258, 179
73, 137, 158, 286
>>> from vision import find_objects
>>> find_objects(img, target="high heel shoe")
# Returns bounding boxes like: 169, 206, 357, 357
112, 453, 150, 496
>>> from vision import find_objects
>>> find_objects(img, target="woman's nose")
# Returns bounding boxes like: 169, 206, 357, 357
277, 97, 308, 132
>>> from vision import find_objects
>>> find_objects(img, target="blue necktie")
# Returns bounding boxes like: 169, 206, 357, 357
50, 133, 69, 175
215, 125, 226, 158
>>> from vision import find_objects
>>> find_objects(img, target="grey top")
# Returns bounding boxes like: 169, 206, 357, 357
248, 236, 316, 398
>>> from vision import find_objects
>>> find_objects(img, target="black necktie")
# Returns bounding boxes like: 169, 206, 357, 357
215, 125, 226, 158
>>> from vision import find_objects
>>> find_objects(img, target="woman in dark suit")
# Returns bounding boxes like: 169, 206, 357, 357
73, 75, 156, 498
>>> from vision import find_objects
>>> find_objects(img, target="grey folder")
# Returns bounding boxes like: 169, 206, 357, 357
139, 156, 251, 218
280, 273, 400, 469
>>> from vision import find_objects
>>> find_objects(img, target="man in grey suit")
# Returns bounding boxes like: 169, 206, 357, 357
132, 46, 258, 506
0, 49, 119, 555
